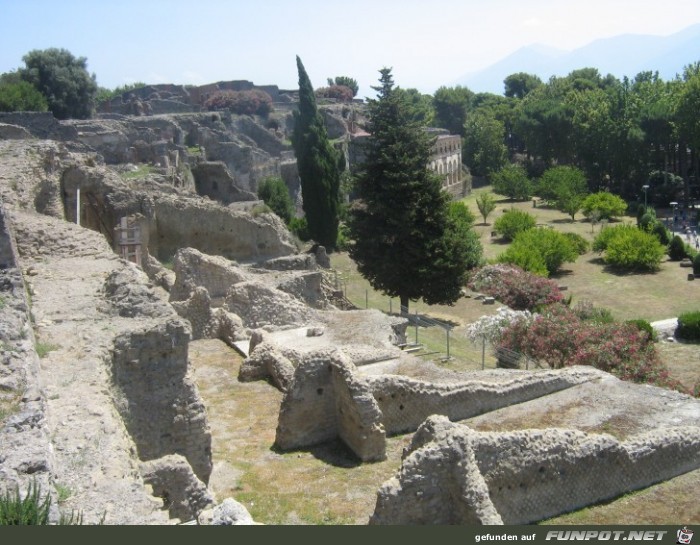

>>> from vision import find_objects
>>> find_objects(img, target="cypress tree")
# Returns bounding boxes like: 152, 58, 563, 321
349, 68, 482, 314
292, 56, 341, 249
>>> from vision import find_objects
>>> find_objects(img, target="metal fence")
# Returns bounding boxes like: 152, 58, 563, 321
331, 269, 534, 372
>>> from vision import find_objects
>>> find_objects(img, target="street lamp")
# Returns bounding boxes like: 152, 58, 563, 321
670, 201, 679, 233
642, 185, 649, 210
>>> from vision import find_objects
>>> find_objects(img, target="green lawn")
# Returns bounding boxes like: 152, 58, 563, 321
331, 186, 700, 388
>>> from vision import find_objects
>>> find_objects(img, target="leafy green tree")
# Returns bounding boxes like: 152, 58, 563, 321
394, 87, 435, 126
493, 209, 537, 241
95, 81, 147, 104
498, 227, 578, 277
491, 164, 532, 201
292, 56, 342, 248
537, 166, 588, 220
581, 192, 628, 220
433, 85, 473, 136
515, 83, 574, 166
349, 68, 482, 313
475, 192, 497, 224
504, 72, 543, 99
463, 110, 508, 176
0, 72, 48, 112
327, 76, 359, 97
257, 176, 294, 224
19, 48, 97, 119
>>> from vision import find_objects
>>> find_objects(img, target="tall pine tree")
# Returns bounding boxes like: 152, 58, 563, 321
292, 56, 341, 249
349, 68, 482, 314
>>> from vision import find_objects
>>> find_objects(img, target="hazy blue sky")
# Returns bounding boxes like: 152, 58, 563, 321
2, 0, 700, 98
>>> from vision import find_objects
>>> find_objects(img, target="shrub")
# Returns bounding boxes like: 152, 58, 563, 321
676, 311, 700, 342
250, 203, 272, 217
315, 85, 354, 102
497, 304, 678, 390
257, 176, 294, 224
493, 209, 536, 241
593, 225, 665, 271
625, 319, 657, 343
499, 227, 578, 276
0, 78, 48, 112
467, 264, 564, 311
563, 232, 590, 255
668, 235, 687, 261
651, 221, 672, 245
204, 89, 272, 116
289, 217, 310, 241
491, 165, 532, 201
694, 254, 700, 275
496, 244, 549, 277
581, 192, 628, 220
573, 300, 616, 324
336, 222, 351, 251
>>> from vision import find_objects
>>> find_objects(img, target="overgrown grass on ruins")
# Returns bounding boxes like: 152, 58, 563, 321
35, 340, 59, 359
119, 164, 154, 180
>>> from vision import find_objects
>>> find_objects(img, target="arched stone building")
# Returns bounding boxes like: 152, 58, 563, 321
427, 129, 469, 199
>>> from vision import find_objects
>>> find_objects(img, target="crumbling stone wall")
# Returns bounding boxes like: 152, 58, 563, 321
0, 203, 55, 513
274, 356, 606, 461
225, 280, 318, 329
111, 318, 213, 483
368, 367, 605, 436
275, 349, 386, 461
170, 286, 247, 346
191, 161, 257, 204
170, 247, 250, 304
151, 198, 296, 262
370, 416, 700, 525
140, 454, 214, 521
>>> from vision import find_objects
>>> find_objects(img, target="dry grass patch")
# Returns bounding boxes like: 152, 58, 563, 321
542, 469, 700, 525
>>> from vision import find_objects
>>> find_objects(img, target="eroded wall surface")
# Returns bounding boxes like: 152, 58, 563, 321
370, 416, 700, 525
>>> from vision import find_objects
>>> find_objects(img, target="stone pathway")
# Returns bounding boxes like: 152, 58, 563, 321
14, 210, 172, 524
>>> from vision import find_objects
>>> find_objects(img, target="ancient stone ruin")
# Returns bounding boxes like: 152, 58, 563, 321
274, 351, 607, 461
370, 416, 700, 525
0, 81, 697, 525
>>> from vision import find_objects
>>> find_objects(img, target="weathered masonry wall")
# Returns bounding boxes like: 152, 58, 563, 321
0, 203, 55, 508
370, 416, 700, 525
111, 318, 212, 483
368, 368, 604, 436
274, 350, 386, 461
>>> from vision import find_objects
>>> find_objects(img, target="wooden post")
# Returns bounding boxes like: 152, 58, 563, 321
76, 188, 81, 226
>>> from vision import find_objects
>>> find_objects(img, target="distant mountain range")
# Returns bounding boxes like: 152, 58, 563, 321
454, 23, 700, 95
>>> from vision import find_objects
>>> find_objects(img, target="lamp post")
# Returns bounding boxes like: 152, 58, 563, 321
670, 201, 678, 233
642, 184, 649, 211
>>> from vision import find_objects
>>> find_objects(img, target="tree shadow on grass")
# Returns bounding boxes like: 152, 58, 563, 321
551, 269, 575, 279
388, 312, 461, 329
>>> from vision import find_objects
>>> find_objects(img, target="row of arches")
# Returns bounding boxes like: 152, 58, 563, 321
430, 158, 461, 186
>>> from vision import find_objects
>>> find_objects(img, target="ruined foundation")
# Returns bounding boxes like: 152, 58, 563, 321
370, 415, 700, 525
274, 349, 607, 461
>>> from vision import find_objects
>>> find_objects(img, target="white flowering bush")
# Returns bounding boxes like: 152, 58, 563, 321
465, 306, 533, 344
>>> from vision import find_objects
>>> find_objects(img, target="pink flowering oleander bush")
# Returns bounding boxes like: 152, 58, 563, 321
467, 264, 564, 311
204, 89, 272, 116
497, 303, 691, 394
